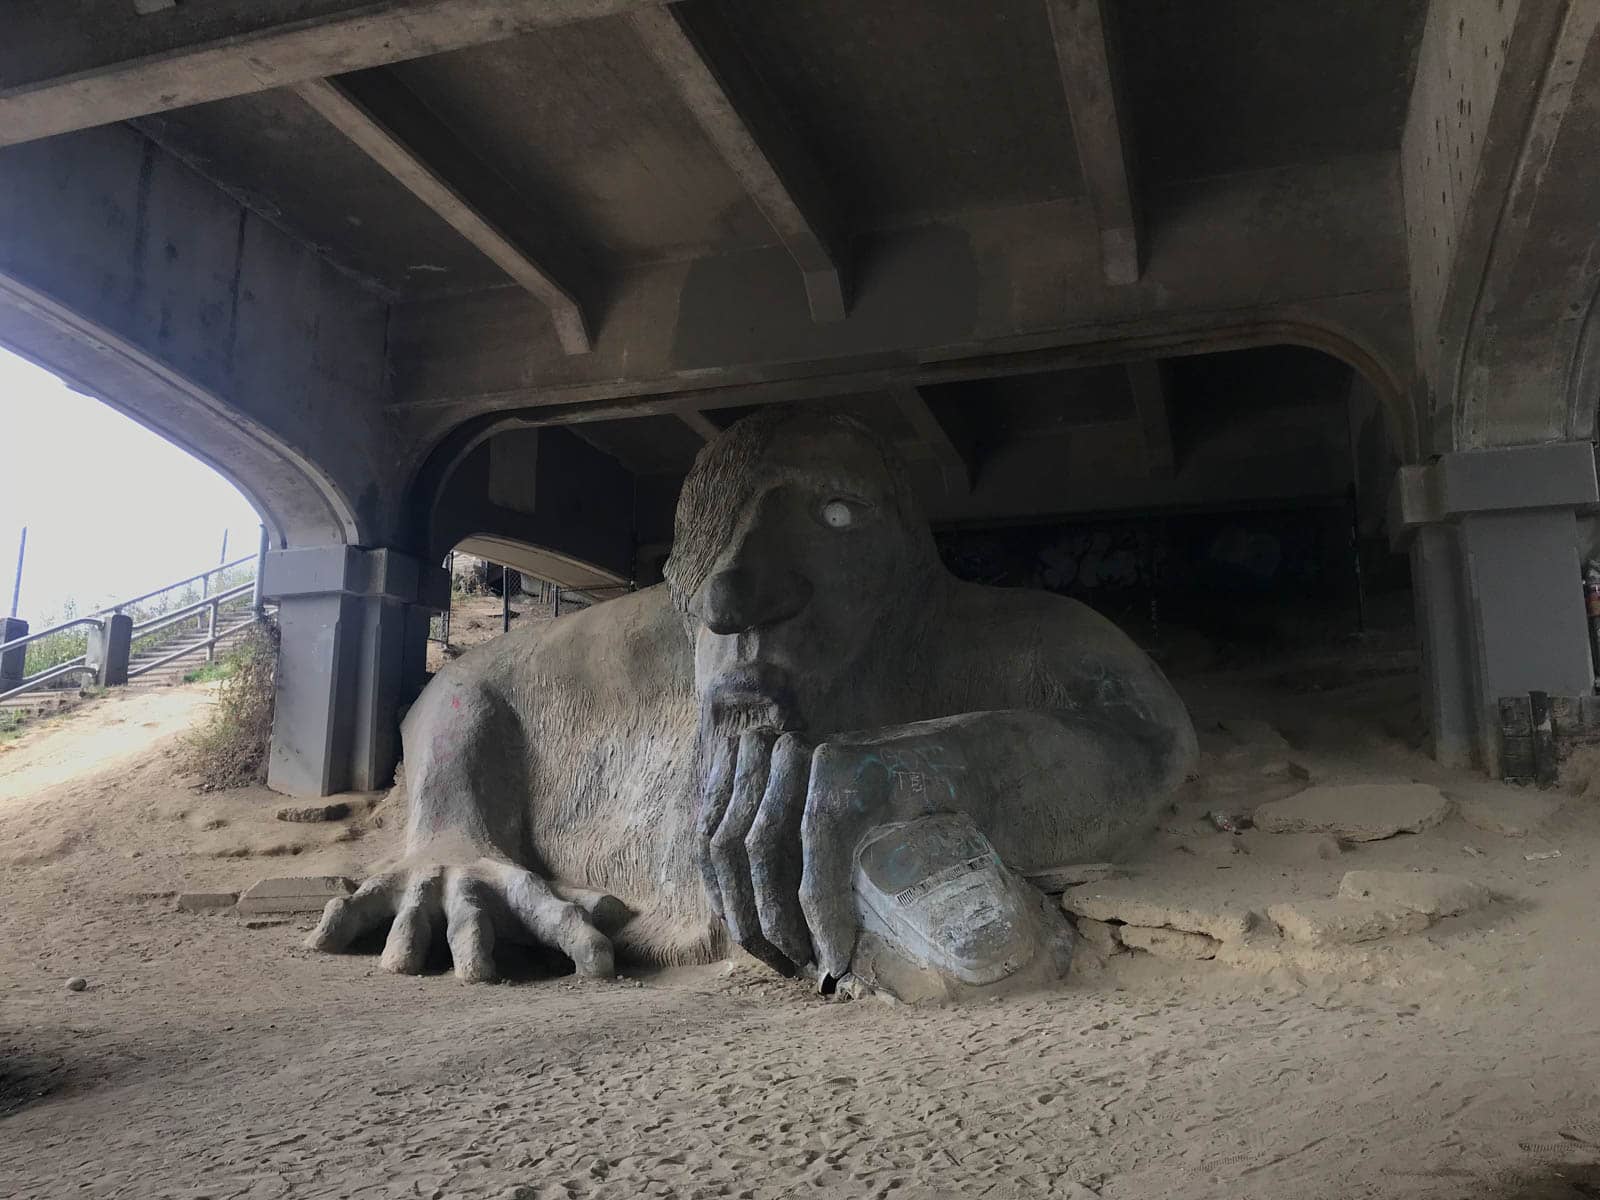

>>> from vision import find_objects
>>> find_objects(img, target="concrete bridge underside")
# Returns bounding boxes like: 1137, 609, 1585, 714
3, 1, 1599, 793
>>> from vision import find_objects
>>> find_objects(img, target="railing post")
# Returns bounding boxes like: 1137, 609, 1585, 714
205, 597, 219, 663
85, 615, 132, 687
0, 618, 27, 690
251, 523, 269, 619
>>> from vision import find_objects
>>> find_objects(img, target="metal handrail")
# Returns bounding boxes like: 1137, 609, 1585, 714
127, 614, 260, 680
99, 553, 255, 617
0, 616, 104, 656
128, 582, 254, 642
0, 658, 94, 703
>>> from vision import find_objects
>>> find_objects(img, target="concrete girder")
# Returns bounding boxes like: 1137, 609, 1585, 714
0, 125, 395, 548
0, 0, 672, 149
386, 156, 1420, 469
1046, 0, 1141, 285
293, 73, 596, 355
676, 411, 722, 443
628, 4, 849, 323
1124, 360, 1174, 478
889, 384, 976, 495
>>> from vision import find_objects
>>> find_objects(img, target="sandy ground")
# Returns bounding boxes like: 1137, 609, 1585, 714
3, 637, 1600, 1199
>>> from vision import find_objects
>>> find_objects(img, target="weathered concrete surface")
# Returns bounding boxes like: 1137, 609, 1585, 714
1337, 870, 1493, 919
238, 875, 355, 915
1267, 898, 1430, 947
0, 125, 392, 548
1253, 783, 1451, 841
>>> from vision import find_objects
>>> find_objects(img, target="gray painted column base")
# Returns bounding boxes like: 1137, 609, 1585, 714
1394, 443, 1599, 774
262, 546, 448, 797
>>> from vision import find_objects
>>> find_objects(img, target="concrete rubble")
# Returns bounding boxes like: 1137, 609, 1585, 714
1267, 898, 1430, 947
1118, 925, 1220, 961
237, 875, 355, 914
1252, 783, 1451, 841
1062, 878, 1257, 943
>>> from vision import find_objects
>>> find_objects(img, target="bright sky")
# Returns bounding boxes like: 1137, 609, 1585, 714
0, 347, 263, 620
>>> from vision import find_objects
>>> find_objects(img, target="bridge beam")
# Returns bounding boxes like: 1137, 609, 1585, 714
1125, 360, 1174, 478
294, 73, 594, 355
1046, 0, 1141, 285
629, 4, 849, 322
0, 0, 668, 148
890, 384, 975, 494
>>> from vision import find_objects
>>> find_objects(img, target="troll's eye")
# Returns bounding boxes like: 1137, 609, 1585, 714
820, 499, 855, 529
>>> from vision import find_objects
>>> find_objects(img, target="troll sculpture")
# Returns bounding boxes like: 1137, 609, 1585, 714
308, 409, 1197, 1000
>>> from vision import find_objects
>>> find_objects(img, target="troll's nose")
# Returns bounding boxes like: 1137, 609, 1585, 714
696, 568, 813, 635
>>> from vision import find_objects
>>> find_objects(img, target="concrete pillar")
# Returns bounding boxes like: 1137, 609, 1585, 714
1394, 442, 1599, 773
0, 617, 28, 689
1408, 525, 1475, 767
85, 613, 132, 687
261, 546, 447, 797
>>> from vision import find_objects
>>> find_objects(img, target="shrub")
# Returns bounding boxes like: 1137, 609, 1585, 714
182, 621, 278, 792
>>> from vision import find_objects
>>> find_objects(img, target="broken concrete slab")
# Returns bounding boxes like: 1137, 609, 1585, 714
236, 875, 354, 914
1070, 916, 1123, 956
1025, 863, 1120, 894
1267, 898, 1430, 947
1253, 783, 1451, 841
1336, 870, 1492, 918
1119, 925, 1220, 961
1451, 785, 1562, 837
176, 891, 238, 913
1062, 878, 1257, 942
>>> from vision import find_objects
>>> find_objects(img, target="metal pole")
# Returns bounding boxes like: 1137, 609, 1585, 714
205, 529, 228, 600
9, 526, 25, 618
441, 551, 454, 647
502, 567, 511, 633
1349, 486, 1366, 635
251, 524, 268, 618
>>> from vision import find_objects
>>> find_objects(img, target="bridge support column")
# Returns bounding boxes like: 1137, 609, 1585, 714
261, 547, 446, 797
1394, 443, 1599, 775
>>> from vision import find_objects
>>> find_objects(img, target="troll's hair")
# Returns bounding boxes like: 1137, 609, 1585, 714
663, 407, 934, 613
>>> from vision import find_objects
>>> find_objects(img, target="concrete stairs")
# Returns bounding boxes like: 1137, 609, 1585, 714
127, 615, 257, 687
0, 687, 88, 723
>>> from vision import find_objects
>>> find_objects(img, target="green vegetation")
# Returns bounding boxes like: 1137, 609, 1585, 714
181, 658, 233, 685
181, 622, 278, 792
0, 709, 23, 742
21, 598, 88, 677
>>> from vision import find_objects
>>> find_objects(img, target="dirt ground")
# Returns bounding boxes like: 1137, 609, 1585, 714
3, 628, 1600, 1199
